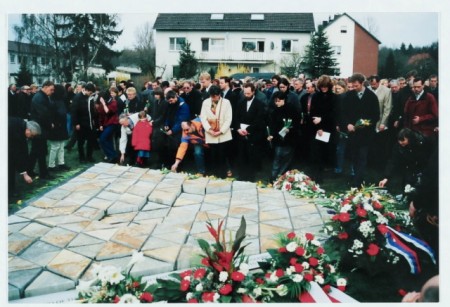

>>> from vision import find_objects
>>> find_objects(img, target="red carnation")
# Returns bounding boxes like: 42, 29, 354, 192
287, 232, 296, 239
219, 283, 233, 295
180, 270, 192, 279
276, 268, 284, 277
338, 213, 350, 222
202, 292, 216, 303
372, 201, 383, 210
342, 199, 350, 205
309, 257, 319, 267
332, 214, 340, 221
180, 280, 191, 291
356, 207, 367, 217
398, 289, 407, 296
194, 268, 206, 279
278, 247, 287, 253
294, 263, 304, 273
288, 177, 295, 182
140, 292, 154, 303
322, 285, 331, 293
201, 257, 210, 266
338, 232, 348, 239
305, 233, 314, 240
113, 295, 120, 303
317, 247, 325, 255
231, 271, 245, 282
290, 257, 298, 265
366, 243, 380, 256
338, 285, 346, 292
304, 273, 314, 282
256, 278, 265, 285
295, 246, 305, 256
242, 295, 255, 303
312, 186, 317, 191
132, 281, 140, 288
377, 224, 389, 235
188, 298, 199, 303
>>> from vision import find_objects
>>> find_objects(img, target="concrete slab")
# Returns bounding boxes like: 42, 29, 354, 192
24, 271, 75, 298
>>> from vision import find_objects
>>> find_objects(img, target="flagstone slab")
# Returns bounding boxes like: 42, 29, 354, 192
131, 217, 164, 227
35, 205, 82, 218
8, 215, 30, 224
80, 256, 133, 281
127, 181, 157, 197
24, 271, 75, 298
19, 222, 52, 238
8, 222, 30, 234
177, 245, 202, 269
199, 203, 225, 211
143, 244, 182, 263
29, 197, 59, 209
259, 209, 291, 222
195, 208, 228, 222
67, 191, 96, 204
260, 223, 292, 237
35, 215, 91, 227
230, 192, 258, 202
121, 171, 144, 180
73, 206, 105, 221
152, 231, 187, 245
161, 177, 186, 187
20, 241, 61, 266
203, 192, 231, 206
9, 284, 21, 301
291, 213, 324, 229
111, 224, 155, 249
150, 221, 190, 236
85, 228, 120, 241
232, 181, 257, 191
107, 200, 143, 215
118, 193, 147, 206
100, 211, 137, 224
165, 171, 188, 180
258, 199, 288, 211
84, 197, 115, 211
139, 171, 166, 183
8, 268, 43, 294
15, 206, 46, 220
84, 220, 129, 231
40, 227, 78, 248
96, 241, 134, 260
141, 201, 171, 211
141, 236, 178, 251
228, 205, 259, 220
166, 204, 201, 221
96, 190, 122, 201
78, 172, 100, 179
42, 189, 72, 200
105, 179, 137, 194
68, 242, 105, 259
128, 166, 149, 174
182, 177, 209, 195
131, 256, 174, 278
257, 187, 284, 199
9, 256, 41, 272
148, 188, 180, 206
173, 193, 204, 207
206, 179, 232, 194
260, 235, 278, 251
289, 203, 319, 216
262, 218, 294, 230
242, 238, 260, 255
8, 232, 36, 255
58, 220, 92, 233
134, 208, 170, 221
68, 233, 105, 247
47, 249, 91, 281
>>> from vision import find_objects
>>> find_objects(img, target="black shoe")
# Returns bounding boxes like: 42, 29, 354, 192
107, 157, 118, 164
40, 173, 56, 180
57, 164, 71, 171
48, 167, 57, 172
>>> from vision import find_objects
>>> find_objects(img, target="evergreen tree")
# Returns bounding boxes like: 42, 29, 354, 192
383, 50, 398, 78
177, 41, 198, 79
303, 26, 339, 78
15, 60, 33, 86
400, 42, 407, 54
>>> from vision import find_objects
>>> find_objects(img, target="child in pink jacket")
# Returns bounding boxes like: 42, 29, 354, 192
131, 111, 153, 167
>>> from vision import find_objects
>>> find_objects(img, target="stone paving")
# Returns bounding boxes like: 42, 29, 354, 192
8, 163, 330, 301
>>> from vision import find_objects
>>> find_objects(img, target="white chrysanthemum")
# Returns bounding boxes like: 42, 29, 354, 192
286, 241, 298, 252
285, 267, 293, 276
213, 293, 220, 303
118, 293, 140, 303
276, 285, 288, 296
186, 292, 194, 300
311, 239, 321, 246
302, 261, 310, 269
315, 275, 324, 284
292, 274, 304, 283
351, 239, 363, 250
207, 272, 214, 280
239, 263, 250, 275
270, 271, 279, 282
363, 203, 374, 212
337, 278, 347, 286
237, 288, 247, 294
195, 283, 203, 292
97, 266, 124, 285
340, 204, 352, 213
329, 264, 336, 273
219, 271, 228, 282
355, 250, 363, 255
358, 220, 373, 238
253, 287, 262, 296
76, 279, 96, 297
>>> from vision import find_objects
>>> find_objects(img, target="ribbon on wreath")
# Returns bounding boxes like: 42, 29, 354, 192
384, 226, 436, 274
299, 282, 358, 303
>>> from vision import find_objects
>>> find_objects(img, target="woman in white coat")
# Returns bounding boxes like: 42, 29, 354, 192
200, 85, 233, 178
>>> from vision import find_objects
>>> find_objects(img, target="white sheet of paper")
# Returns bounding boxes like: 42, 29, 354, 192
315, 131, 330, 143
278, 127, 288, 138
240, 123, 249, 130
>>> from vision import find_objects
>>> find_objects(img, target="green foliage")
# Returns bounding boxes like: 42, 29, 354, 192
303, 27, 339, 78
15, 60, 33, 86
177, 41, 198, 79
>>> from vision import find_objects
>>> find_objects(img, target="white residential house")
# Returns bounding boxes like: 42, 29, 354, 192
153, 13, 315, 80
321, 13, 381, 78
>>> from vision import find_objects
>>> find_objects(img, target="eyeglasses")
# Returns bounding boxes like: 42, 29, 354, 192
183, 128, 190, 133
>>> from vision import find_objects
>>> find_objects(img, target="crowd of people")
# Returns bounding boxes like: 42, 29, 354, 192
8, 70, 438, 222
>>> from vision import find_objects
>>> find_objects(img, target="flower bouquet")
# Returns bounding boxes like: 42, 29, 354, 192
354, 118, 371, 129
255, 231, 348, 302
279, 118, 293, 138
77, 251, 155, 303
273, 169, 326, 198
150, 217, 270, 303
319, 186, 436, 276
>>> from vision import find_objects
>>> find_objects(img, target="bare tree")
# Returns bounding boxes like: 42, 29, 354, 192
364, 16, 379, 38
134, 22, 156, 78
279, 52, 305, 78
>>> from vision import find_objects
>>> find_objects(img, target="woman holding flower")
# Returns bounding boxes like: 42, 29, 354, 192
267, 91, 301, 182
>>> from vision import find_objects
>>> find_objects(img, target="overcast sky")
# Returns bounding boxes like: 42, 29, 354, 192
8, 12, 438, 51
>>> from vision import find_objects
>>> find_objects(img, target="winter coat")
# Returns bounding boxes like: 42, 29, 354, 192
131, 120, 153, 151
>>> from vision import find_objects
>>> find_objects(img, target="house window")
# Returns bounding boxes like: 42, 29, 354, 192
10, 54, 15, 63
18, 56, 28, 64
201, 38, 209, 52
169, 37, 186, 51
332, 46, 342, 55
252, 67, 260, 73
281, 39, 299, 52
211, 14, 224, 20
32, 56, 38, 65
340, 26, 347, 33
41, 57, 47, 65
242, 39, 265, 52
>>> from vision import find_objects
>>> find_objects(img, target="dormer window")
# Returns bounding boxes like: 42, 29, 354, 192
211, 14, 224, 20
340, 25, 347, 33
251, 14, 264, 20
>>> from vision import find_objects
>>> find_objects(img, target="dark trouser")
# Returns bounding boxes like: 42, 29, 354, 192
209, 140, 232, 178
237, 137, 261, 181
311, 137, 330, 182
272, 145, 294, 180
28, 137, 48, 176
76, 127, 96, 160
99, 124, 119, 160
160, 133, 181, 169
350, 143, 369, 188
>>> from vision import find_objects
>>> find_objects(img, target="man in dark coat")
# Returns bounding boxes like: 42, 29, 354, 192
15, 85, 32, 119
9, 118, 41, 196
233, 83, 266, 181
180, 81, 203, 120
28, 81, 55, 179
71, 83, 97, 162
342, 73, 380, 187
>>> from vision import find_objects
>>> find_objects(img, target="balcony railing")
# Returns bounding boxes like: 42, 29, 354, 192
198, 51, 274, 63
